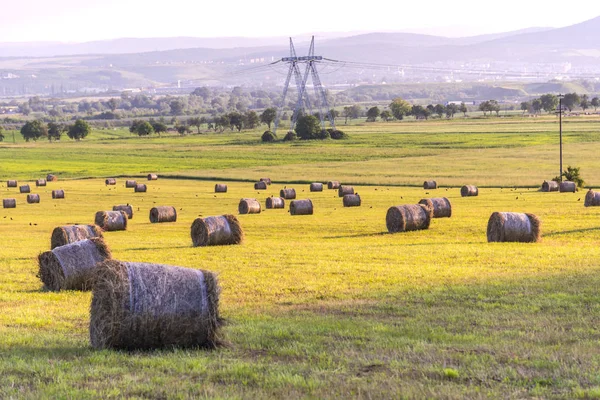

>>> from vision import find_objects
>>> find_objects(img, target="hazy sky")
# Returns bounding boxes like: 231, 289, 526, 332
1, 0, 599, 42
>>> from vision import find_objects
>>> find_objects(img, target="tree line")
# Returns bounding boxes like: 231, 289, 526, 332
520, 93, 600, 115
0, 119, 92, 142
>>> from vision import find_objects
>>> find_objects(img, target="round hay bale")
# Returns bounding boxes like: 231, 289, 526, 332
36, 179, 47, 187
254, 181, 267, 190
460, 185, 478, 197
541, 180, 559, 192
423, 180, 437, 190
266, 197, 285, 209
149, 206, 177, 223
487, 212, 541, 243
95, 211, 128, 231
386, 204, 432, 233
38, 238, 111, 291
239, 198, 261, 214
3, 198, 16, 209
191, 215, 244, 247
418, 197, 452, 218
584, 189, 600, 207
20, 185, 31, 194
214, 184, 228, 193
343, 194, 361, 207
327, 181, 340, 189
52, 189, 65, 199
280, 188, 296, 199
113, 204, 133, 219
7, 180, 17, 188
90, 260, 221, 350
290, 199, 313, 215
51, 224, 104, 249
105, 178, 117, 185
260, 178, 272, 185
46, 174, 57, 182
310, 183, 323, 192
559, 181, 576, 193
134, 184, 147, 192
27, 194, 40, 204
338, 185, 354, 197
125, 180, 137, 188
147, 174, 158, 180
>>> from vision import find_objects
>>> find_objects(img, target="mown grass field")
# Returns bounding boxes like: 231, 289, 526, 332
1, 116, 600, 398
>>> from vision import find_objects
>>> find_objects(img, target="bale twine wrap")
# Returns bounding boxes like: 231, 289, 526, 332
27, 194, 41, 204
266, 197, 285, 209
147, 174, 158, 181
343, 194, 361, 207
113, 204, 133, 219
95, 211, 128, 231
559, 181, 576, 193
239, 198, 261, 214
290, 199, 313, 215
327, 181, 340, 189
280, 188, 296, 199
38, 237, 111, 291
423, 181, 437, 190
7, 180, 17, 188
541, 181, 559, 192
585, 189, 600, 207
134, 184, 147, 192
20, 185, 31, 194
260, 178, 272, 185
461, 185, 478, 197
52, 189, 65, 199
338, 186, 354, 197
125, 180, 137, 188
46, 174, 57, 182
386, 204, 432, 233
215, 184, 227, 193
254, 181, 267, 190
36, 179, 47, 187
90, 260, 221, 350
418, 197, 452, 218
191, 215, 243, 247
149, 206, 177, 223
310, 183, 323, 192
486, 212, 541, 243
105, 178, 117, 185
3, 199, 16, 209
51, 224, 104, 249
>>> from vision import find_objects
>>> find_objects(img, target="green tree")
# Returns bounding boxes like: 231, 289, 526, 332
47, 122, 64, 141
244, 111, 260, 130
329, 109, 340, 122
380, 110, 392, 122
295, 115, 322, 140
106, 98, 120, 112
130, 120, 154, 136
170, 99, 185, 115
459, 102, 468, 117
175, 124, 190, 135
389, 98, 411, 120
446, 103, 458, 118
563, 93, 581, 112
0, 125, 4, 142
540, 94, 558, 113
478, 101, 491, 116
366, 106, 380, 122
228, 112, 244, 132
20, 120, 47, 142
520, 101, 531, 115
410, 105, 430, 120
489, 100, 501, 116
67, 119, 91, 140
434, 104, 445, 118
580, 94, 590, 112
591, 97, 599, 111
149, 119, 168, 136
260, 108, 277, 129
188, 117, 203, 134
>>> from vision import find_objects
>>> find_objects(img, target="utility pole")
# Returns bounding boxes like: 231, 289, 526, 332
558, 94, 564, 181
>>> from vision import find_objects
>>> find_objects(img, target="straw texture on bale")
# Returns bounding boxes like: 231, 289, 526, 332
280, 188, 296, 199
38, 238, 112, 291
105, 178, 117, 185
418, 197, 452, 218
36, 179, 47, 187
191, 215, 244, 247
90, 260, 221, 350
254, 181, 267, 190
125, 180, 137, 188
541, 181, 559, 192
147, 174, 158, 180
266, 197, 285, 209
149, 206, 177, 223
423, 181, 437, 190
46, 174, 57, 182
113, 204, 133, 219
487, 212, 541, 243
327, 181, 340, 189
461, 185, 478, 197
134, 184, 147, 192
386, 204, 432, 233
290, 199, 313, 215
3, 199, 16, 209
260, 178, 272, 185
559, 181, 576, 193
310, 183, 323, 192
214, 184, 227, 193
7, 180, 17, 188
52, 189, 65, 199
20, 185, 31, 194
338, 185, 354, 197
238, 198, 261, 214
95, 210, 128, 231
585, 189, 600, 207
51, 224, 104, 249
27, 194, 40, 204
343, 194, 361, 207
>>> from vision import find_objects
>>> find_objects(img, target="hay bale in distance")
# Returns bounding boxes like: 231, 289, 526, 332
113, 204, 133, 219
147, 174, 158, 180
290, 199, 313, 215
149, 206, 177, 223
46, 174, 57, 182
461, 185, 478, 197
52, 189, 65, 199
541, 180, 559, 192
280, 188, 296, 199
134, 184, 147, 192
487, 212, 541, 243
418, 197, 452, 218
343, 194, 361, 207
260, 178, 272, 185
90, 260, 221, 350
7, 180, 17, 188
191, 215, 243, 246
266, 197, 285, 209
559, 181, 576, 193
20, 185, 31, 194
36, 179, 47, 187
386, 204, 432, 233
585, 189, 600, 207
38, 237, 111, 291
338, 185, 354, 197
310, 183, 323, 192
51, 224, 104, 249
95, 211, 128, 231
423, 181, 437, 190
105, 178, 117, 185
239, 198, 261, 214
27, 194, 40, 204
327, 181, 340, 189
215, 184, 228, 193
125, 180, 137, 188
254, 181, 267, 190
3, 198, 16, 209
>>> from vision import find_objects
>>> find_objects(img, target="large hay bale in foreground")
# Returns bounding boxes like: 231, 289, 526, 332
20, 185, 31, 194
52, 189, 65, 199
585, 189, 600, 207
327, 181, 340, 189
343, 194, 361, 207
461, 185, 478, 197
105, 178, 117, 185
423, 180, 437, 190
191, 215, 243, 247
386, 204, 432, 233
46, 174, 57, 182
51, 224, 104, 249
125, 180, 137, 188
254, 181, 267, 190
113, 204, 133, 219
290, 199, 313, 215
487, 212, 541, 243
90, 260, 221, 350
418, 197, 452, 218
338, 186, 354, 197
95, 211, 128, 231
36, 179, 47, 187
266, 197, 285, 209
149, 206, 177, 223
3, 199, 16, 209
559, 181, 576, 193
215, 184, 227, 193
280, 188, 296, 199
147, 174, 158, 180
27, 194, 40, 204
310, 183, 323, 192
38, 238, 111, 291
7, 180, 17, 188
260, 178, 272, 185
541, 180, 559, 192
239, 198, 261, 214
134, 184, 147, 192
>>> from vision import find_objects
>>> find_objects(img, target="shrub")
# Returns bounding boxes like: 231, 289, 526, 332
552, 165, 585, 188
283, 131, 297, 141
329, 129, 348, 140
261, 130, 276, 142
